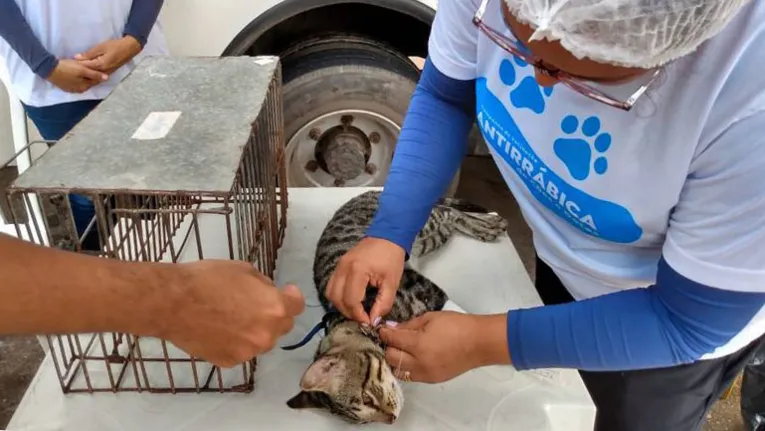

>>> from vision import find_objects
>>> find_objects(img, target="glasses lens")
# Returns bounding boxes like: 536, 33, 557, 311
475, 18, 639, 111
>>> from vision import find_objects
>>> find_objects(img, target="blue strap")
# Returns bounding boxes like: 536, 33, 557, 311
281, 308, 342, 351
281, 319, 327, 351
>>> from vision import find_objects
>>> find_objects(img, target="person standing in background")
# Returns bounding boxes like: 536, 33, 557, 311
0, 0, 169, 250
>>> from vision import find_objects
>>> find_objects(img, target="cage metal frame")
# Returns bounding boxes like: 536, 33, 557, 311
1, 61, 288, 394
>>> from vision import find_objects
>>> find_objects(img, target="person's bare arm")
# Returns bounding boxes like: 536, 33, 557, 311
0, 233, 305, 367
0, 232, 172, 335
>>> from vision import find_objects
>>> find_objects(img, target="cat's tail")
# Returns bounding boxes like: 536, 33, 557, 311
435, 197, 508, 242
451, 210, 509, 242
437, 197, 494, 214
411, 197, 508, 258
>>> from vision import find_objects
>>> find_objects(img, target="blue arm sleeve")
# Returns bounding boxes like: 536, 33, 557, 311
365, 57, 476, 254
508, 257, 765, 371
123, 0, 165, 48
0, 1, 58, 78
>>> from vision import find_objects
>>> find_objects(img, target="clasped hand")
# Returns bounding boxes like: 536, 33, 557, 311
47, 36, 142, 93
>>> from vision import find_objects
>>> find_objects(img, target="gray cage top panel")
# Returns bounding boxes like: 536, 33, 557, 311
12, 56, 280, 194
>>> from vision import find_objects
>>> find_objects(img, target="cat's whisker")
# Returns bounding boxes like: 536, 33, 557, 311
394, 347, 405, 377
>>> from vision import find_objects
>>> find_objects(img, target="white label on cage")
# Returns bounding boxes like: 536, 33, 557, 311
131, 111, 182, 140
253, 56, 276, 65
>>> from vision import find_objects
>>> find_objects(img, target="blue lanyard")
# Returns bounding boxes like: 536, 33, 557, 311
280, 309, 341, 351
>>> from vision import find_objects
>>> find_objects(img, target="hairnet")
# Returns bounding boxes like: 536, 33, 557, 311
503, 0, 752, 69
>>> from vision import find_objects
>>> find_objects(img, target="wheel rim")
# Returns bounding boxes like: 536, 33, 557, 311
285, 109, 400, 187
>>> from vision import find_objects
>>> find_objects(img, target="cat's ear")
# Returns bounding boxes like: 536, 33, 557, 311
299, 355, 345, 393
286, 391, 323, 410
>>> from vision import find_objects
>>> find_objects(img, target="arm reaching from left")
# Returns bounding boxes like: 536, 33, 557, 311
0, 233, 305, 368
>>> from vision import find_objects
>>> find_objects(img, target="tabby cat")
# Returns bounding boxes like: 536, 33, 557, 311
286, 190, 508, 424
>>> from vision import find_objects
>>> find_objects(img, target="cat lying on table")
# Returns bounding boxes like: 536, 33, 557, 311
285, 190, 509, 424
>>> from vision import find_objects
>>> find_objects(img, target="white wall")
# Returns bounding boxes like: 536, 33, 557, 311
0, 57, 44, 164
0, 77, 14, 164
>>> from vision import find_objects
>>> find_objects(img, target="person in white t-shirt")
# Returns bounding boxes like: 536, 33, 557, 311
0, 0, 169, 250
325, 0, 765, 428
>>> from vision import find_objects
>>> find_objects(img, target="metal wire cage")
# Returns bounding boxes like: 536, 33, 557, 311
1, 56, 288, 394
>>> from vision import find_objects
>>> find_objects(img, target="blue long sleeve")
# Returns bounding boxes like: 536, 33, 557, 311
123, 0, 165, 48
0, 1, 58, 78
508, 257, 765, 371
365, 57, 476, 253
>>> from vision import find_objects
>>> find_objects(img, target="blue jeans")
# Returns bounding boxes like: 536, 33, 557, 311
23, 99, 102, 250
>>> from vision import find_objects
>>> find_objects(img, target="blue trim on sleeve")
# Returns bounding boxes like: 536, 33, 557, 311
365, 56, 476, 253
123, 0, 165, 48
0, 1, 58, 78
507, 257, 765, 371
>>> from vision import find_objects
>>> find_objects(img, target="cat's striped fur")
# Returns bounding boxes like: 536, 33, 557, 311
286, 190, 508, 424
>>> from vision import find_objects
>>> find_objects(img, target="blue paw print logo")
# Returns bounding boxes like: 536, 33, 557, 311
554, 115, 612, 181
499, 57, 554, 115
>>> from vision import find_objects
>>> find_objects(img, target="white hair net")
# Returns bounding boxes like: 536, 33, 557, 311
503, 0, 752, 69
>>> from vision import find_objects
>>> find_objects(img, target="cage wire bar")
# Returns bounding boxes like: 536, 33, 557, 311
2, 56, 288, 394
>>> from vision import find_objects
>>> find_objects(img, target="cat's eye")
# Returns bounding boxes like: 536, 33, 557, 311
362, 392, 376, 406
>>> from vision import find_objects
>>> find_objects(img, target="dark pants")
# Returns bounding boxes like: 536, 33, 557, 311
741, 343, 765, 431
23, 99, 101, 250
534, 256, 765, 431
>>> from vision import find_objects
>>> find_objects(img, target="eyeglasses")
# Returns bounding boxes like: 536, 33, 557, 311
472, 0, 660, 111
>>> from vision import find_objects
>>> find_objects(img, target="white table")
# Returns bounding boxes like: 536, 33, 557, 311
6, 187, 595, 431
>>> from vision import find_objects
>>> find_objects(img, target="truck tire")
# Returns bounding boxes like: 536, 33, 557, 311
280, 34, 460, 196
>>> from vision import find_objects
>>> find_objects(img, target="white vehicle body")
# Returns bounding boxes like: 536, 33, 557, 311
1, 0, 491, 232
159, 0, 438, 57
3, 0, 488, 188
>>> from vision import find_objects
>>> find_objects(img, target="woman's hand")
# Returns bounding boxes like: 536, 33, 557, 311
326, 237, 406, 324
157, 260, 306, 368
379, 311, 511, 383
46, 59, 108, 93
75, 36, 142, 75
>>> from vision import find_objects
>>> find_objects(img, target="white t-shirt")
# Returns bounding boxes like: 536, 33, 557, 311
429, 0, 765, 360
0, 0, 169, 107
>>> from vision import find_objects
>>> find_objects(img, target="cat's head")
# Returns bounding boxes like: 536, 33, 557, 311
286, 321, 404, 424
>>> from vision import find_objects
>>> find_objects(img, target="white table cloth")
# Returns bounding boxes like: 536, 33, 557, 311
6, 187, 595, 431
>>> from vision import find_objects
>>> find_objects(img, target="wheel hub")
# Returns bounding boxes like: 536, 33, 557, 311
286, 109, 399, 188
317, 125, 371, 183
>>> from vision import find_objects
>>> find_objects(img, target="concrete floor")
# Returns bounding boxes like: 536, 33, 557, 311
0, 336, 43, 427
0, 157, 747, 429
